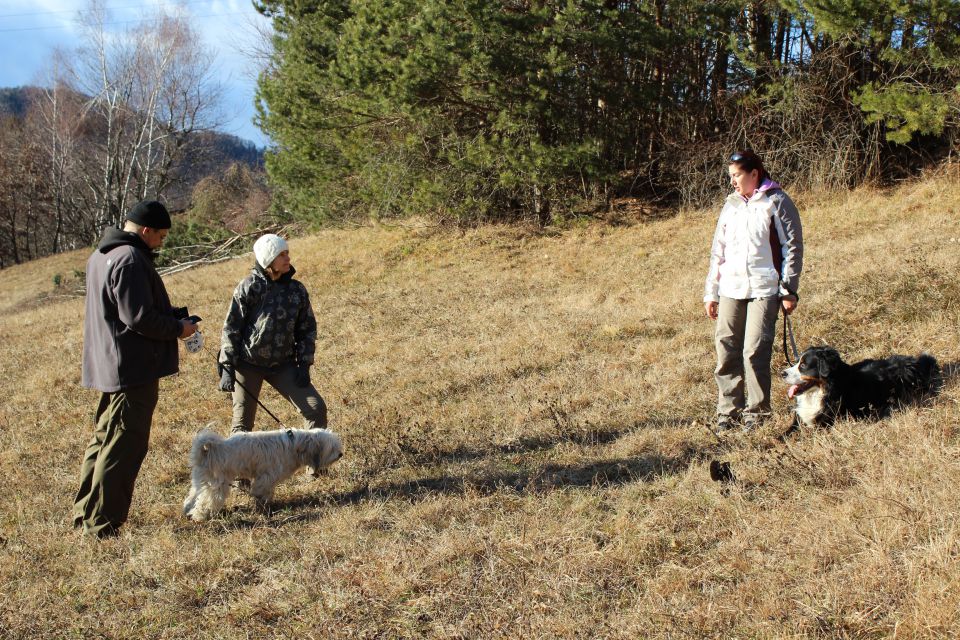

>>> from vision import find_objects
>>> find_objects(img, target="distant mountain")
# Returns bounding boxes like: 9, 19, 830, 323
0, 86, 272, 268
184, 129, 264, 173
0, 85, 265, 168
0, 86, 41, 119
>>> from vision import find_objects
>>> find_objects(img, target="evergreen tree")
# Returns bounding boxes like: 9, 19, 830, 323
256, 0, 671, 223
254, 0, 960, 220
791, 0, 960, 143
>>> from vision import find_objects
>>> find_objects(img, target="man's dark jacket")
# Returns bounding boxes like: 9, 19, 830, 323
82, 229, 181, 392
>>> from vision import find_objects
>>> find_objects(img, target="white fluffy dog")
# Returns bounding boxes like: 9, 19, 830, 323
183, 427, 343, 521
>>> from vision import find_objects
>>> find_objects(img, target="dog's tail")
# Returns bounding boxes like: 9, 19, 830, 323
917, 353, 943, 395
189, 427, 225, 468
899, 353, 943, 399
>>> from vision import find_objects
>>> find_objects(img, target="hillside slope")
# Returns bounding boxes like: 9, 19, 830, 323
1, 172, 959, 638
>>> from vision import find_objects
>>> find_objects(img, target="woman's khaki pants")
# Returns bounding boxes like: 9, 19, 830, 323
714, 295, 780, 421
231, 362, 327, 432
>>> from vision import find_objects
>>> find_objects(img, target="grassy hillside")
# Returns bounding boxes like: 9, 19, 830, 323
1, 171, 959, 638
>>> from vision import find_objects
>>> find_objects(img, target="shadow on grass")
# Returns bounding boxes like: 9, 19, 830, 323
270, 447, 721, 526
417, 425, 632, 467
339, 451, 688, 502
402, 415, 705, 468
941, 361, 960, 383
202, 454, 697, 531
194, 416, 726, 531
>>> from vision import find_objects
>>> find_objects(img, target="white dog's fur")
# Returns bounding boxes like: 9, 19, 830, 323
183, 427, 343, 521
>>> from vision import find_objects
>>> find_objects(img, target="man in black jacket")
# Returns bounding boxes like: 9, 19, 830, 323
72, 200, 198, 539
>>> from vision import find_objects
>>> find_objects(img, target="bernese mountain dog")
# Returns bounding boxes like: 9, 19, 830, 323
782, 346, 942, 428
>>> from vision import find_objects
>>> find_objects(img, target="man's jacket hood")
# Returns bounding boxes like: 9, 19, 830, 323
97, 228, 155, 259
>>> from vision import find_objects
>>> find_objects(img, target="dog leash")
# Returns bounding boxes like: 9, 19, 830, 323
779, 280, 800, 365
218, 356, 289, 428
781, 310, 799, 365
197, 339, 290, 429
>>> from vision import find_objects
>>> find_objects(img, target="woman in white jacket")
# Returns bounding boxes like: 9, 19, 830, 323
704, 150, 803, 431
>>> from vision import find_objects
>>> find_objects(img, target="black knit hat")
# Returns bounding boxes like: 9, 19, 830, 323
125, 200, 171, 229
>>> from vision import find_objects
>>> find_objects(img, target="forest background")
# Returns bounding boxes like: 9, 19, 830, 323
1, 0, 959, 269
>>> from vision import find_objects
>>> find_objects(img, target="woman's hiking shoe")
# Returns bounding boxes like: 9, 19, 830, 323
717, 415, 737, 432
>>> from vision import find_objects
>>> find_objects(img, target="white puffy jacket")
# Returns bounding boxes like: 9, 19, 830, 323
703, 182, 803, 303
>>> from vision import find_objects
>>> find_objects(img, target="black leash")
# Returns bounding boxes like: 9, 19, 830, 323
781, 310, 799, 365
198, 336, 289, 429
779, 280, 800, 365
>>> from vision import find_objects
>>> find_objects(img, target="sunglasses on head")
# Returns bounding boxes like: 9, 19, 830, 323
729, 152, 747, 163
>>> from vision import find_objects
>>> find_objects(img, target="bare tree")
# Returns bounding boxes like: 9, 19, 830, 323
51, 0, 224, 237
36, 56, 88, 253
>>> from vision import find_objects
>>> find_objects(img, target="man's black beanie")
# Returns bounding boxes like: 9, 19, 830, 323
125, 200, 171, 229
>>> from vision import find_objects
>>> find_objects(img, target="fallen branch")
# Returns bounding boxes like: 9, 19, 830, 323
157, 225, 294, 277
158, 254, 238, 276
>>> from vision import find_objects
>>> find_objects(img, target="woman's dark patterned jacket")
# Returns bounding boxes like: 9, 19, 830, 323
219, 264, 316, 369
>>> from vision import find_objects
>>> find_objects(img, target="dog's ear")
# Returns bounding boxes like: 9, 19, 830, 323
296, 435, 312, 457
329, 437, 343, 463
817, 348, 841, 378
316, 438, 335, 468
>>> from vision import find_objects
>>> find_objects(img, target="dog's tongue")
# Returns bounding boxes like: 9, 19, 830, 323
787, 384, 800, 399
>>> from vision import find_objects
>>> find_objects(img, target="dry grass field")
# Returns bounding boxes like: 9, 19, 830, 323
1, 171, 959, 638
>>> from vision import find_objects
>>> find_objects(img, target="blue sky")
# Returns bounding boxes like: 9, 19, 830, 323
0, 0, 272, 146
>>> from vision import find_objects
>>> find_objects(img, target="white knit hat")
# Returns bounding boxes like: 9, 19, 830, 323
253, 234, 288, 269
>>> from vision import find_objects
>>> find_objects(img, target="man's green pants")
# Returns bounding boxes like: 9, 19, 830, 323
73, 381, 159, 538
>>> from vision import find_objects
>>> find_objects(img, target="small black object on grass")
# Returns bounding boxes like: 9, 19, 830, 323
709, 459, 735, 484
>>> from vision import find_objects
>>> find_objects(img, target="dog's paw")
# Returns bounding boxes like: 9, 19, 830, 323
186, 508, 210, 522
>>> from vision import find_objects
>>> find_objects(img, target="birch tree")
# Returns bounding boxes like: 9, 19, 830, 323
55, 0, 224, 236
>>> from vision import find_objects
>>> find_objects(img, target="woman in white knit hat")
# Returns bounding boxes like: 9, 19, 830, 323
217, 233, 327, 432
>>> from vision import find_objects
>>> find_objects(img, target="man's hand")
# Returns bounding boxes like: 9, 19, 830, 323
217, 362, 235, 393
781, 295, 798, 315
704, 301, 718, 320
179, 320, 198, 338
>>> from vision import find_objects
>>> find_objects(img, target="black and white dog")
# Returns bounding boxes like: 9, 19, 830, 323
781, 346, 941, 428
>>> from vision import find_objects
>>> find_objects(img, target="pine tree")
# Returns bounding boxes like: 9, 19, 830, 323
795, 0, 960, 143
255, 0, 672, 223
253, 0, 960, 220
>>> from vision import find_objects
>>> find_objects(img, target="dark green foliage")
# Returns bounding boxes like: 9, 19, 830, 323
257, 0, 672, 223
856, 82, 952, 144
794, 0, 960, 144
249, 0, 960, 220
